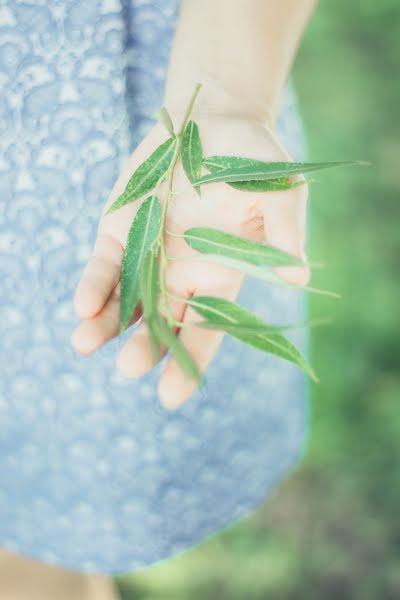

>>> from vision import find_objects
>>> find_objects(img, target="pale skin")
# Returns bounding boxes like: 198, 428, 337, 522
71, 0, 318, 411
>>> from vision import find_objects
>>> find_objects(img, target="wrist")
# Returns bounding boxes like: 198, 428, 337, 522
162, 1, 317, 130
163, 74, 275, 128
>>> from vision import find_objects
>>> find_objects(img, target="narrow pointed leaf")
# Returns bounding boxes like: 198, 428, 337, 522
139, 249, 160, 320
181, 120, 202, 197
119, 195, 161, 334
193, 316, 331, 335
106, 138, 176, 214
180, 252, 286, 284
147, 319, 162, 364
193, 157, 362, 186
153, 316, 203, 384
223, 178, 305, 193
154, 107, 175, 137
203, 156, 305, 192
185, 295, 317, 381
139, 249, 161, 363
195, 321, 291, 335
184, 227, 303, 267
171, 252, 338, 298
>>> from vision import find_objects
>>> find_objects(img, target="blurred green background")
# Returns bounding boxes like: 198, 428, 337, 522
115, 2, 400, 598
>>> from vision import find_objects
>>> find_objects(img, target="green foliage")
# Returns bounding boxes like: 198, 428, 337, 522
153, 315, 203, 384
139, 249, 159, 321
180, 251, 294, 286
203, 155, 307, 192
184, 227, 303, 266
106, 138, 176, 214
111, 86, 353, 387
139, 249, 161, 363
186, 295, 317, 381
119, 195, 161, 334
153, 106, 175, 137
193, 158, 362, 186
181, 119, 203, 196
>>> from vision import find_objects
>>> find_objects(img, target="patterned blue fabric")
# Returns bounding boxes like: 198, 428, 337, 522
0, 0, 309, 575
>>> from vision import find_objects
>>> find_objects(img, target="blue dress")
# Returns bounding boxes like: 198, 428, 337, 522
0, 0, 309, 575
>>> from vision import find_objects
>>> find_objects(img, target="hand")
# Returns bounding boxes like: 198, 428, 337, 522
70, 114, 310, 410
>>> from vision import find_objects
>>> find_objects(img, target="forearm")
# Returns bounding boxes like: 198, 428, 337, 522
163, 0, 317, 125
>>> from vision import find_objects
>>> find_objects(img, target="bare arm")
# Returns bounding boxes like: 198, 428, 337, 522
164, 0, 318, 124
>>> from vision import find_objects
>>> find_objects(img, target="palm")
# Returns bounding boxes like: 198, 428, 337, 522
71, 115, 309, 409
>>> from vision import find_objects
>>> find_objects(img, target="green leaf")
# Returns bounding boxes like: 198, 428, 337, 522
139, 249, 161, 363
169, 251, 339, 298
153, 107, 175, 137
193, 157, 362, 186
139, 249, 160, 320
153, 316, 203, 384
180, 252, 285, 284
146, 319, 162, 365
185, 295, 318, 382
184, 227, 303, 267
193, 316, 332, 335
119, 195, 161, 334
195, 321, 291, 336
181, 120, 202, 197
106, 138, 176, 214
221, 178, 305, 193
203, 156, 306, 192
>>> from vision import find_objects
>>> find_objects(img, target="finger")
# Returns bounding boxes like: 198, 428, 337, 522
115, 294, 186, 379
70, 286, 142, 355
158, 284, 239, 411
258, 182, 310, 286
73, 233, 124, 319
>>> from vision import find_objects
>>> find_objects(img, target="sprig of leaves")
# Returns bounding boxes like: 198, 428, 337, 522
183, 295, 318, 383
103, 83, 366, 398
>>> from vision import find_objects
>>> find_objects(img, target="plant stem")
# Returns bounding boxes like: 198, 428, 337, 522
168, 291, 190, 304
154, 82, 203, 326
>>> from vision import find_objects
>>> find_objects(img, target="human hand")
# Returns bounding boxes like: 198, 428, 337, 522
70, 114, 310, 409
